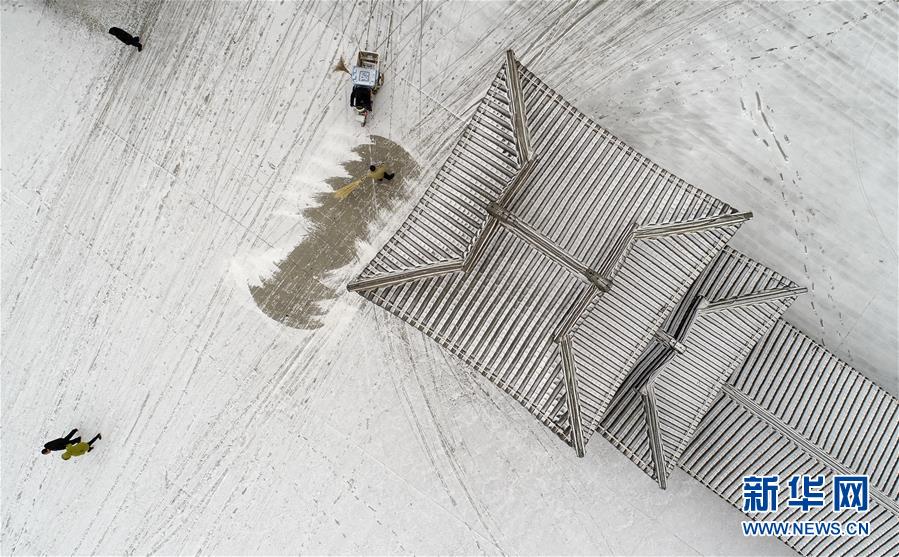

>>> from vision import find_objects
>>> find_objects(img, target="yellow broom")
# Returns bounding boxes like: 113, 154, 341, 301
333, 56, 350, 74
334, 176, 366, 200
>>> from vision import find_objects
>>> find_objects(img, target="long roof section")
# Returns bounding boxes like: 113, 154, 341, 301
680, 319, 899, 555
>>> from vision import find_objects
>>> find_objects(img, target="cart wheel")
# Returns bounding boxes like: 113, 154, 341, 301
373, 72, 385, 94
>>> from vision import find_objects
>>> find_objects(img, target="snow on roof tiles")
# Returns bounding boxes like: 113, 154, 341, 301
681, 319, 899, 554
599, 246, 806, 487
347, 54, 898, 553
350, 51, 749, 456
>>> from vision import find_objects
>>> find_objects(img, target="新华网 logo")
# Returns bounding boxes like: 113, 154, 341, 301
740, 474, 870, 537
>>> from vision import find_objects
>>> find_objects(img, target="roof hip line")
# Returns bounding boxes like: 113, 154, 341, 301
560, 335, 586, 457
347, 260, 463, 292
553, 211, 752, 345
632, 211, 753, 239
640, 384, 669, 489
552, 285, 600, 343
486, 201, 611, 291
504, 49, 532, 164
700, 285, 808, 313
461, 159, 538, 274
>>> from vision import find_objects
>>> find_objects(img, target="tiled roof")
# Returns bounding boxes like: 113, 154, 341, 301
351, 51, 749, 455
680, 320, 899, 555
349, 49, 898, 556
599, 246, 805, 487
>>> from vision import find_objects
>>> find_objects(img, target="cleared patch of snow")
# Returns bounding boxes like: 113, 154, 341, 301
230, 114, 363, 293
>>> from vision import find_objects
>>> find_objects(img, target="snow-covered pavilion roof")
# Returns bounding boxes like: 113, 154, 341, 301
599, 246, 806, 487
349, 51, 751, 456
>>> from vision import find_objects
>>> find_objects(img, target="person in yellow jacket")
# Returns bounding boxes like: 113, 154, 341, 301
334, 164, 395, 200
61, 433, 102, 460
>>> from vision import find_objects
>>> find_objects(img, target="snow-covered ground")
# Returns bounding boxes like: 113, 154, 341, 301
2, 0, 895, 554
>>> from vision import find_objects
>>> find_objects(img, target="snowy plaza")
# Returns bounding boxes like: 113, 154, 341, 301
2, 0, 897, 555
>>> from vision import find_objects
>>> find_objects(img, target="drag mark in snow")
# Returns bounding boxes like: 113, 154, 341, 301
849, 128, 896, 259
251, 136, 417, 329
773, 137, 788, 161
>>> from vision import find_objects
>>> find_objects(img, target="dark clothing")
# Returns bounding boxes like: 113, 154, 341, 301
350, 85, 372, 112
367, 165, 395, 181
109, 27, 142, 51
44, 429, 80, 452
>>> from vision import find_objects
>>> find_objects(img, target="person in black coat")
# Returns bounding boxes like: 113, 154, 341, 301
109, 27, 143, 51
42, 429, 80, 454
350, 85, 372, 112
